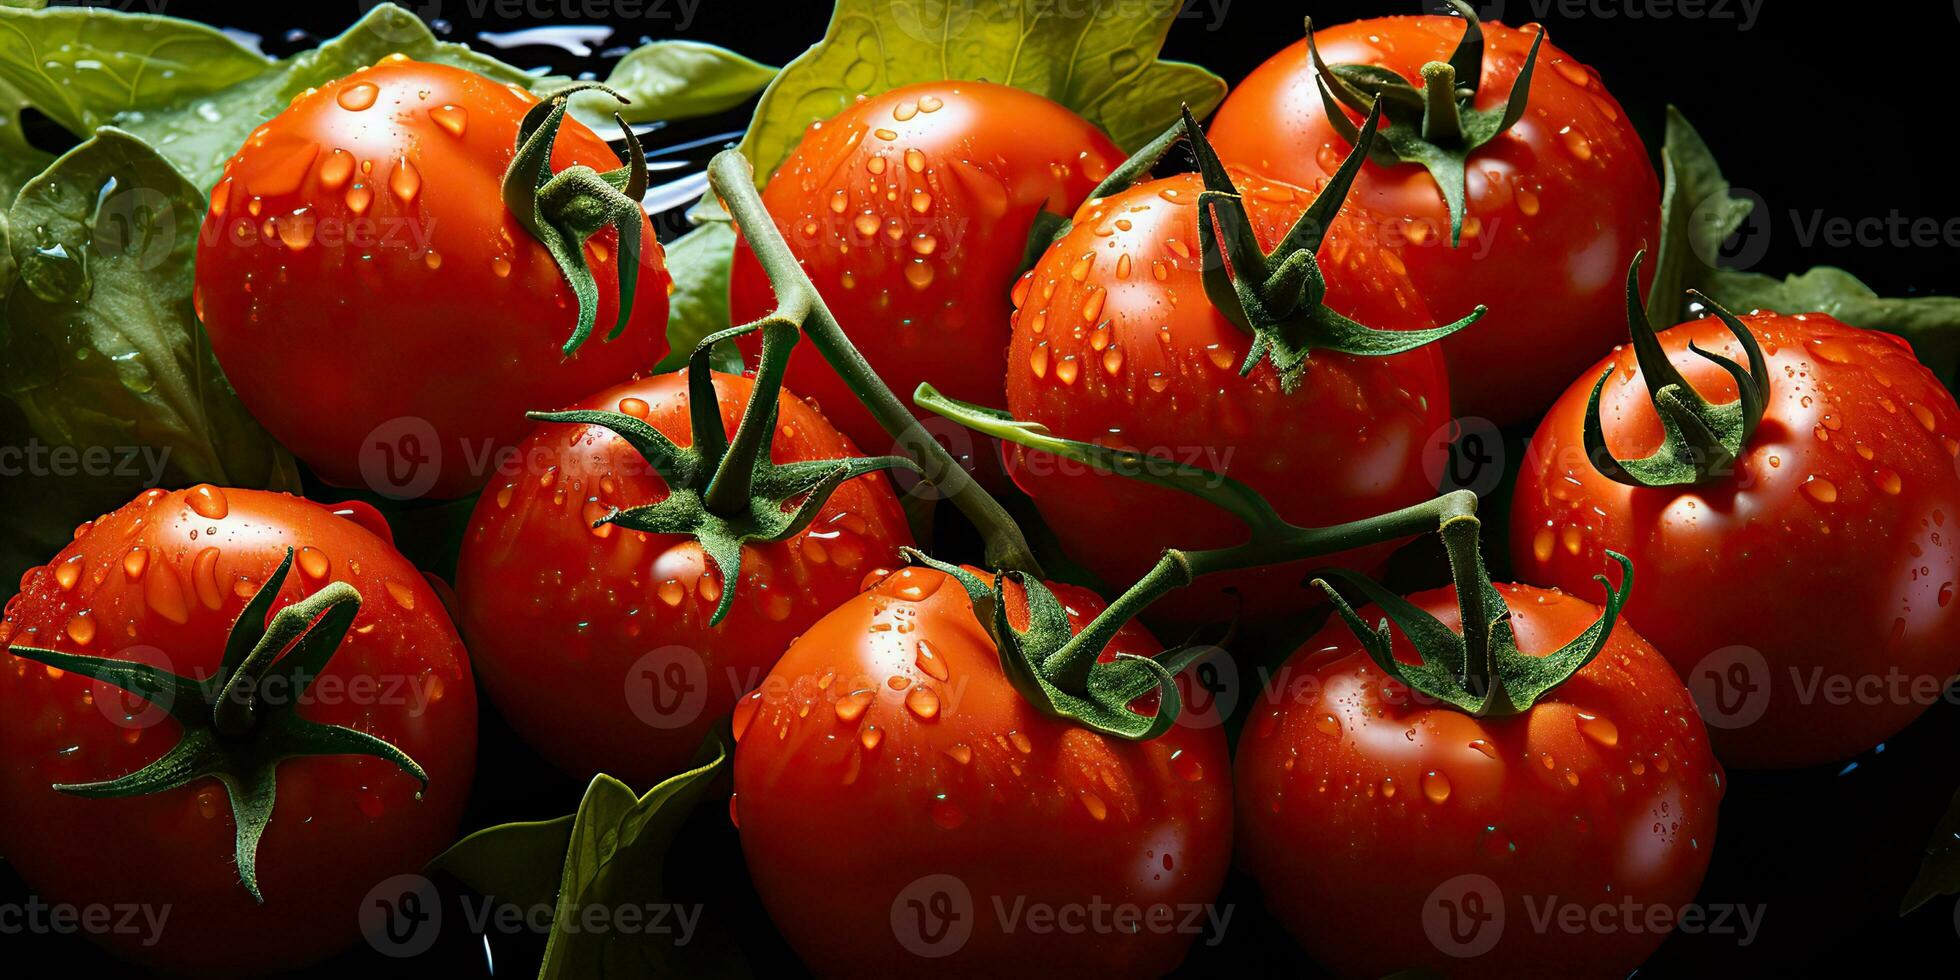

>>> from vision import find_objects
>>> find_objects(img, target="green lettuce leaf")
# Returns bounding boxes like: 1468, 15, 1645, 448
573, 41, 777, 128
432, 739, 744, 978
738, 0, 1224, 184
1, 127, 298, 493
1652, 107, 1960, 386
0, 6, 271, 146
1, 75, 54, 208
107, 3, 543, 194
1903, 785, 1960, 915
652, 221, 740, 374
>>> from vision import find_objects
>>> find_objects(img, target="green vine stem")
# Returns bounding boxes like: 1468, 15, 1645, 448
707, 149, 1043, 576
916, 382, 1480, 675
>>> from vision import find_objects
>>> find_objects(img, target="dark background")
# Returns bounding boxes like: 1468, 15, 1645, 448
9, 0, 1960, 976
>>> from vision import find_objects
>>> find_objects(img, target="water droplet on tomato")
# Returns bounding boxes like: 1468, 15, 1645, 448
337, 81, 379, 111
1078, 791, 1109, 820
1579, 712, 1619, 747
1422, 770, 1452, 804
905, 685, 940, 720
193, 547, 224, 610
389, 157, 421, 204
53, 555, 84, 591
186, 484, 229, 520
429, 103, 468, 137
296, 546, 331, 580
318, 149, 354, 191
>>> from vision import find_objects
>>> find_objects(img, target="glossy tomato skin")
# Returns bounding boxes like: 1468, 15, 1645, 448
728, 81, 1121, 477
1238, 583, 1721, 979
197, 59, 671, 499
1003, 170, 1452, 631
1512, 313, 1960, 767
456, 371, 911, 787
1210, 17, 1656, 425
0, 488, 476, 974
732, 565, 1232, 977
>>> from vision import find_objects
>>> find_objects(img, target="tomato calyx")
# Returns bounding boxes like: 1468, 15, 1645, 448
529, 321, 919, 626
902, 549, 1212, 741
503, 83, 650, 358
5, 548, 429, 903
1583, 252, 1768, 487
1186, 104, 1484, 391
1312, 515, 1634, 716
1307, 0, 1544, 246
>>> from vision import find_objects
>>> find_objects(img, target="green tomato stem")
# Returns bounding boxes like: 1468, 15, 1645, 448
1046, 489, 1479, 682
706, 150, 1043, 576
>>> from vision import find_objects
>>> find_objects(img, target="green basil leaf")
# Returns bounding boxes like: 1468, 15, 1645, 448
2, 127, 298, 492
1, 76, 56, 208
737, 0, 1225, 184
106, 3, 543, 194
1645, 105, 1754, 319
0, 397, 158, 585
428, 811, 579, 915
1653, 107, 1960, 386
0, 6, 271, 143
541, 740, 743, 980
1903, 785, 1960, 914
431, 740, 739, 979
573, 41, 777, 127
0, 206, 13, 297
652, 221, 740, 374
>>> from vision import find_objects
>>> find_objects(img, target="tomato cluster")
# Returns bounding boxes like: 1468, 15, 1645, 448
6, 3, 1956, 977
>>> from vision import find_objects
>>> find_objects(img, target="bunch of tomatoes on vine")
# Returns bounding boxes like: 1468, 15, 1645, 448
3, 1, 1958, 977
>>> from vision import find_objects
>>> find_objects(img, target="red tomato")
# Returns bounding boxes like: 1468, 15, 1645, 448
0, 487, 475, 974
1209, 14, 1655, 425
1237, 581, 1721, 978
1512, 310, 1960, 767
732, 565, 1231, 977
197, 59, 671, 499
728, 81, 1121, 478
1003, 168, 1453, 630
456, 371, 912, 786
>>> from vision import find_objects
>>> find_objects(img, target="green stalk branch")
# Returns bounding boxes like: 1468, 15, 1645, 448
707, 150, 1043, 576
915, 382, 1480, 675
